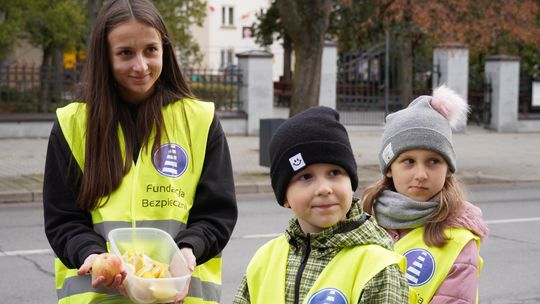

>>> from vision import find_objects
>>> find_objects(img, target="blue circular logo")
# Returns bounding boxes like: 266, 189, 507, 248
403, 248, 436, 286
307, 288, 348, 304
153, 143, 188, 178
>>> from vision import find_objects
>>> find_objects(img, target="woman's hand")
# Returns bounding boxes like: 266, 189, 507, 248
173, 247, 196, 303
77, 253, 126, 290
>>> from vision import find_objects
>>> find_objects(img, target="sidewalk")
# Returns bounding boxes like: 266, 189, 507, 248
1, 125, 540, 203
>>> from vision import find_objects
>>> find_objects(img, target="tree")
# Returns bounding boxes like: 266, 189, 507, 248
254, 1, 292, 83
0, 0, 26, 62
154, 0, 207, 65
328, 0, 380, 56
360, 0, 540, 107
84, 1, 207, 65
86, 0, 103, 43
1, 0, 206, 112
23, 0, 87, 111
276, 0, 332, 116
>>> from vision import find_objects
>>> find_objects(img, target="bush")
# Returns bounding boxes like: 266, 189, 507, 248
0, 86, 39, 112
190, 82, 239, 110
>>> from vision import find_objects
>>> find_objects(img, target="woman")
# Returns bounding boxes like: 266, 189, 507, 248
43, 0, 237, 303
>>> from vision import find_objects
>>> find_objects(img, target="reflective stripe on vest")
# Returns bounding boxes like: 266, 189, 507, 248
55, 100, 222, 303
246, 235, 406, 304
394, 227, 483, 304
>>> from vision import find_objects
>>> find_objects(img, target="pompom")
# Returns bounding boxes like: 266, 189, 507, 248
431, 85, 470, 129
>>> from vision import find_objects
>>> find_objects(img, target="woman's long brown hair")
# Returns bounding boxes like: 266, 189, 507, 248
78, 0, 194, 210
361, 175, 466, 247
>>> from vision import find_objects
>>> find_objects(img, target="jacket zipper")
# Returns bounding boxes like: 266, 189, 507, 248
294, 235, 311, 304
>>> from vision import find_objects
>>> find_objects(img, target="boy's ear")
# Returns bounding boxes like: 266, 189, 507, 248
283, 201, 290, 208
385, 169, 393, 178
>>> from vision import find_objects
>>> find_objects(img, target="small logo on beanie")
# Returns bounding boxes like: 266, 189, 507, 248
382, 143, 394, 164
289, 153, 306, 171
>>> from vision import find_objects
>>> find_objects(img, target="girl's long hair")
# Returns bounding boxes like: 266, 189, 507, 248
361, 175, 466, 247
78, 0, 194, 210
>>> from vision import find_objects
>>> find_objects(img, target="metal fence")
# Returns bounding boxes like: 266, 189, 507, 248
183, 67, 243, 112
335, 36, 436, 125
0, 64, 243, 113
519, 73, 538, 117
0, 63, 83, 112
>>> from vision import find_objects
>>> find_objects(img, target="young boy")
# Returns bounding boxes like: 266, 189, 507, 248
234, 106, 409, 304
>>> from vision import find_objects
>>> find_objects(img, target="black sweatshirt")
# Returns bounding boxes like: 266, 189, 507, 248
43, 113, 238, 269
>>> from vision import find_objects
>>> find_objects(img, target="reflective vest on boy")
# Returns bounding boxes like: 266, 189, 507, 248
394, 227, 483, 304
246, 235, 406, 304
54, 100, 221, 304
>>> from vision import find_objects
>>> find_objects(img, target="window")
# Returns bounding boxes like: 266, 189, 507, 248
220, 49, 234, 68
221, 5, 234, 26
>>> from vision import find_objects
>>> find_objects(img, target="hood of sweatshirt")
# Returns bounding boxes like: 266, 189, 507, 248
284, 199, 395, 252
447, 201, 489, 241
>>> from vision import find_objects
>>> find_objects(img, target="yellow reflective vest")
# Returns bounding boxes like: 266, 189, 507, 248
394, 227, 483, 304
246, 235, 406, 304
54, 100, 221, 303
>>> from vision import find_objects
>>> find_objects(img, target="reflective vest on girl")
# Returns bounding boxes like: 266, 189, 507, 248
54, 100, 221, 304
394, 227, 483, 304
246, 235, 406, 304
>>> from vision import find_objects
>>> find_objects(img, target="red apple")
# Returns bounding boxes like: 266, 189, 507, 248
92, 253, 123, 286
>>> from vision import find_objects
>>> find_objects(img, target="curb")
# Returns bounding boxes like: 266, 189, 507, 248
458, 174, 540, 185
1, 177, 539, 204
0, 189, 42, 204
235, 183, 273, 195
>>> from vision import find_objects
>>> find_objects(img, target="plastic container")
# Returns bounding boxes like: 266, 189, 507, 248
108, 228, 190, 304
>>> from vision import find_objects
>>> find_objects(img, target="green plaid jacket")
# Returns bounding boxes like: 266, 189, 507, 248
234, 199, 409, 304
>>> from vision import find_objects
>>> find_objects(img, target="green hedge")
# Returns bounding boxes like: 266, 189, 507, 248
190, 83, 239, 110
0, 87, 39, 112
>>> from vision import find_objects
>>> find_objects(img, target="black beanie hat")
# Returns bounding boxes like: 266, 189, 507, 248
268, 106, 358, 206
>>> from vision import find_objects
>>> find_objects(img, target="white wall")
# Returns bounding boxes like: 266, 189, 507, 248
191, 0, 284, 81
3, 39, 43, 66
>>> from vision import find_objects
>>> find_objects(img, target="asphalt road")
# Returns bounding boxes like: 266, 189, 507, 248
0, 182, 539, 303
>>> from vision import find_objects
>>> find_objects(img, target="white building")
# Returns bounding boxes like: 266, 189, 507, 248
190, 0, 284, 81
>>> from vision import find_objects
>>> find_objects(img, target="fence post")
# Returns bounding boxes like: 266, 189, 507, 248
319, 41, 337, 109
236, 50, 274, 136
433, 43, 469, 130
533, 78, 540, 110
485, 55, 520, 132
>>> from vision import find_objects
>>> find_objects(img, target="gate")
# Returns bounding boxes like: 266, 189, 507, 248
337, 32, 437, 125
468, 70, 492, 126
519, 73, 540, 117
337, 42, 394, 125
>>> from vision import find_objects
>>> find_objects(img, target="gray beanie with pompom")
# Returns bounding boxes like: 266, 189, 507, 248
379, 85, 469, 174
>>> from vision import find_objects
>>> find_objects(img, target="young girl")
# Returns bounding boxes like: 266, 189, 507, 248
43, 0, 237, 303
361, 86, 489, 303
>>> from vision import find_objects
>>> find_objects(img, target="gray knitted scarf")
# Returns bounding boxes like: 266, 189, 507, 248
374, 190, 439, 229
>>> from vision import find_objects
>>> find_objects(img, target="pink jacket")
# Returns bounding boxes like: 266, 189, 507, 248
386, 202, 489, 303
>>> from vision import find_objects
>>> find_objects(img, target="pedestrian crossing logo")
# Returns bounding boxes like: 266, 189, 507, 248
307, 288, 348, 304
403, 248, 435, 286
153, 143, 188, 178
